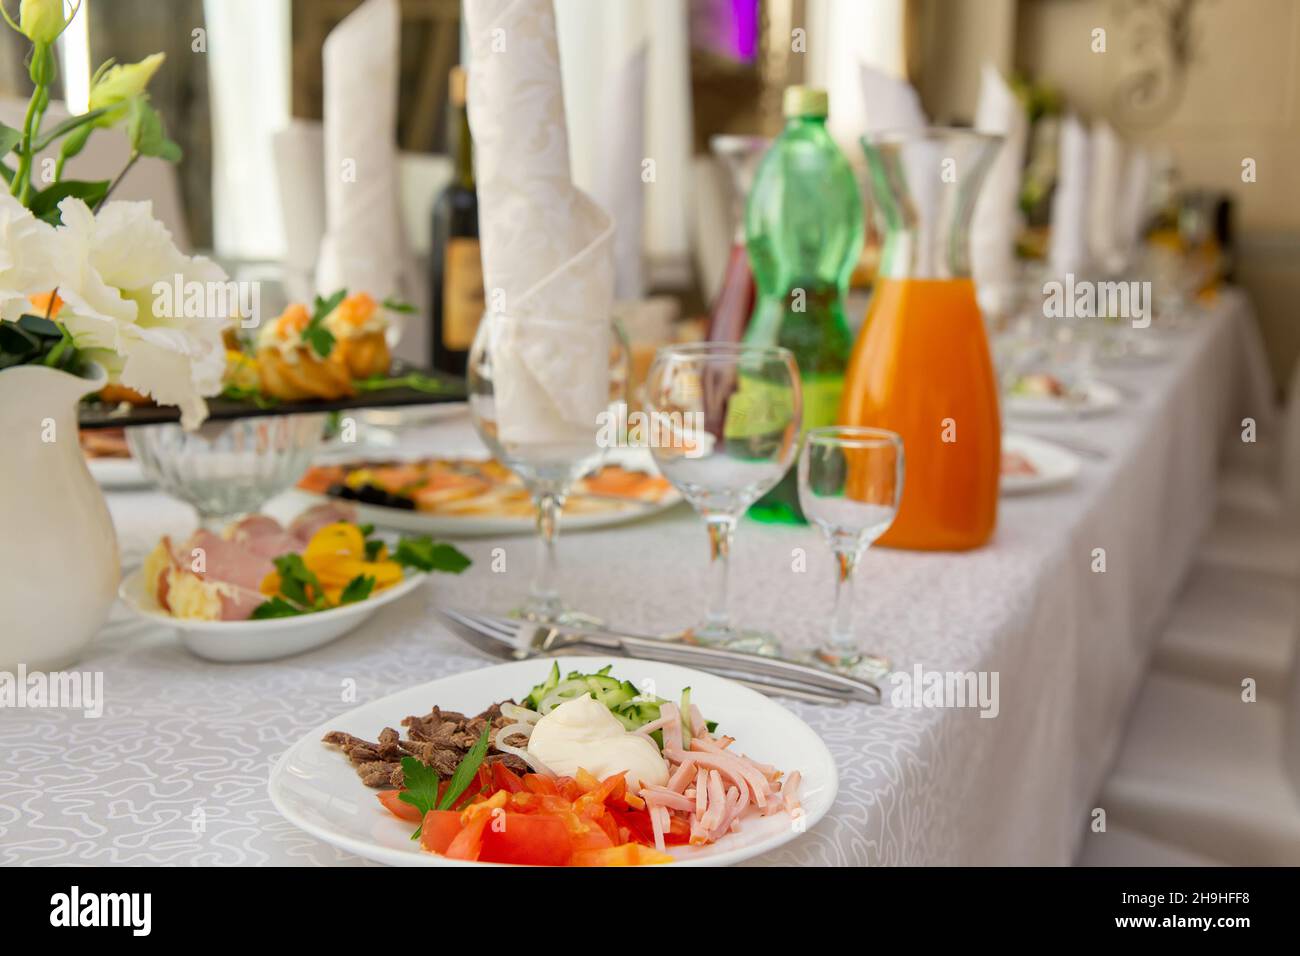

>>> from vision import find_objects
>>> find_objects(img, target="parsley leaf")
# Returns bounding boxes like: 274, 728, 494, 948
393, 537, 471, 574
249, 597, 303, 619
437, 720, 493, 810
272, 553, 324, 608
381, 297, 416, 314
364, 538, 385, 561
338, 574, 376, 605
397, 756, 441, 840
303, 289, 346, 358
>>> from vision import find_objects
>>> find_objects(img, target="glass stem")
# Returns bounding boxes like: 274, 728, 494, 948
703, 514, 737, 632
830, 546, 859, 652
529, 491, 564, 616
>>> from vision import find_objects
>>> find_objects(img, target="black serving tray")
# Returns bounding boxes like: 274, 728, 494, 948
77, 362, 466, 430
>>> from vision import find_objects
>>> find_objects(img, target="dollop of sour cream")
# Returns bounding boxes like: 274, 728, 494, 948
526, 695, 668, 791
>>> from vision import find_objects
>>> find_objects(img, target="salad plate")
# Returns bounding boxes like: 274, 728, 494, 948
1000, 432, 1082, 495
1003, 380, 1121, 421
118, 565, 428, 662
268, 656, 838, 866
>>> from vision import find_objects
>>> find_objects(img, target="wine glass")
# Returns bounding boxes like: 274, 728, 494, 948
466, 311, 628, 623
643, 343, 801, 655
797, 426, 903, 675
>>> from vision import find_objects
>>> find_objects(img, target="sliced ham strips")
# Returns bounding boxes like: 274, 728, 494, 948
288, 501, 357, 545
227, 515, 302, 562
186, 529, 275, 592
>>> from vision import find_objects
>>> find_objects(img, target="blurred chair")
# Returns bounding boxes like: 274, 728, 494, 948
0, 97, 191, 250
1080, 659, 1300, 866
1198, 356, 1300, 578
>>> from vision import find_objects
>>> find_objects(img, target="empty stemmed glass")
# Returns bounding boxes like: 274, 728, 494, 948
798, 426, 903, 675
643, 343, 801, 655
467, 311, 628, 623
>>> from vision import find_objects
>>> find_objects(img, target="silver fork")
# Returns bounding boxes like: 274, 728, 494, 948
437, 608, 881, 705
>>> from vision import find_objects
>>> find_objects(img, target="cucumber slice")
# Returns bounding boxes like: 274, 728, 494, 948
524, 661, 561, 709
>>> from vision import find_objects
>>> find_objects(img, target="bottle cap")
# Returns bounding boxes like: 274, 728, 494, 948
783, 86, 828, 119
449, 65, 467, 107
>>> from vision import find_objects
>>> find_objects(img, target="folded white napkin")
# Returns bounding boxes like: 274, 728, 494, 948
592, 43, 648, 301
314, 0, 408, 317
465, 0, 615, 449
1050, 114, 1091, 276
271, 120, 325, 304
1087, 119, 1126, 272
971, 64, 1026, 291
1116, 146, 1153, 263
859, 64, 926, 132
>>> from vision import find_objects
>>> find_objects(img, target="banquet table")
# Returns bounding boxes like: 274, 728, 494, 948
0, 289, 1277, 866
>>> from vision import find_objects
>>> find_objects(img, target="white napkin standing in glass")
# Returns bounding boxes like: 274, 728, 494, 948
1050, 114, 1091, 277
465, 0, 615, 449
970, 64, 1026, 291
1087, 119, 1126, 272
859, 64, 926, 132
314, 0, 408, 325
858, 65, 938, 272
1116, 147, 1153, 262
591, 43, 648, 301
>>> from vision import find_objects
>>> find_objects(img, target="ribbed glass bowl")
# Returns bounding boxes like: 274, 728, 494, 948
126, 414, 326, 528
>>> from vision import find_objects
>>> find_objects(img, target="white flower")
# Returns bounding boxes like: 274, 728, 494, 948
0, 192, 63, 318
53, 197, 232, 428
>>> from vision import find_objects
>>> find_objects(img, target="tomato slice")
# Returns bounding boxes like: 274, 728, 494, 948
492, 762, 526, 793
570, 843, 675, 867
522, 773, 559, 796
478, 813, 573, 866
377, 790, 423, 823
443, 809, 491, 860
419, 810, 464, 854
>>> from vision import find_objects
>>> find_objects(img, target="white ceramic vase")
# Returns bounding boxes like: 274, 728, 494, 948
0, 364, 119, 671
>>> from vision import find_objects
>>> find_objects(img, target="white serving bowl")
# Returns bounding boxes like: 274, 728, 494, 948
118, 566, 427, 663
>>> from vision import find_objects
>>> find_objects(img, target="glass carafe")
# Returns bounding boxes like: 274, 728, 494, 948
839, 129, 1003, 551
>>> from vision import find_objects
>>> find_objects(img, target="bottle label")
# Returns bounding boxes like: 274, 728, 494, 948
442, 238, 485, 351
800, 374, 844, 432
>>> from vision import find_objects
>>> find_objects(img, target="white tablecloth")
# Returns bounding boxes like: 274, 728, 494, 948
0, 291, 1275, 866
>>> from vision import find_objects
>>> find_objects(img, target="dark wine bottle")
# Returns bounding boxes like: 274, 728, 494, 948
430, 66, 484, 376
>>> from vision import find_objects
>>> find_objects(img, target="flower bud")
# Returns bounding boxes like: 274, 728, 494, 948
19, 0, 65, 45
89, 53, 165, 114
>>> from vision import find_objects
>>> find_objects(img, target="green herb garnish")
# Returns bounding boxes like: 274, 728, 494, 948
398, 756, 442, 841
438, 720, 493, 811
353, 371, 456, 395
338, 574, 376, 605
303, 289, 346, 358
393, 537, 472, 574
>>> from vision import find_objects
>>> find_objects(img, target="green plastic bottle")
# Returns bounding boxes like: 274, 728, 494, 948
742, 86, 863, 523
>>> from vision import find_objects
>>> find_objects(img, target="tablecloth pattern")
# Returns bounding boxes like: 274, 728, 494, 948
0, 291, 1274, 866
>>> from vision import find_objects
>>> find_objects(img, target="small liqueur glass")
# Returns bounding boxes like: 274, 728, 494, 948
797, 426, 903, 675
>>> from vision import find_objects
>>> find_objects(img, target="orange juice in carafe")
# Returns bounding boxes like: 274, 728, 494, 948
840, 129, 1003, 550
840, 277, 1000, 549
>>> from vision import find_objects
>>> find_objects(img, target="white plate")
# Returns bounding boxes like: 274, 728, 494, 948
268, 656, 838, 867
1000, 432, 1082, 495
87, 456, 150, 490
1003, 380, 1122, 421
1095, 333, 1170, 367
292, 448, 684, 538
118, 566, 428, 663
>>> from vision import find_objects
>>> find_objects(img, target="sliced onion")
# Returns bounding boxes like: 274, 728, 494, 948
501, 702, 541, 724
495, 721, 552, 775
